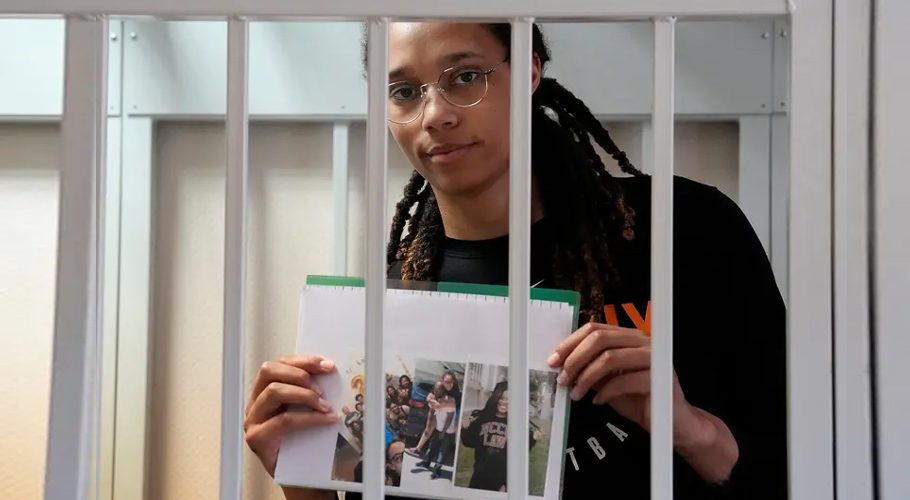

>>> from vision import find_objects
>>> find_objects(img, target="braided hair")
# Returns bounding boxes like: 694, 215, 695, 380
370, 23, 644, 322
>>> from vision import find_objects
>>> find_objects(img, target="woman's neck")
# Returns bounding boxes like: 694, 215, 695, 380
435, 176, 545, 241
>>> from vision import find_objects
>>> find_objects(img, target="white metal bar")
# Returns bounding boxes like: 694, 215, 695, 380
220, 17, 249, 500
737, 115, 772, 255
788, 0, 835, 498
113, 116, 154, 500
506, 17, 533, 500
45, 15, 108, 500
363, 18, 389, 500
873, 1, 910, 498
0, 0, 789, 18
97, 20, 123, 500
98, 115, 122, 500
650, 16, 676, 500
769, 115, 789, 301
333, 121, 351, 276
833, 0, 874, 498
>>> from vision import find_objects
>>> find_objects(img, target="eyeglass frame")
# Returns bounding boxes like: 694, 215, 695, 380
386, 57, 510, 124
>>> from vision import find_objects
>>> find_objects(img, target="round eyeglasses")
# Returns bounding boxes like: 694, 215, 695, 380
387, 59, 508, 125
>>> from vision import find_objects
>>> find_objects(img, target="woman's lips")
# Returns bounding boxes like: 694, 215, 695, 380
426, 143, 476, 164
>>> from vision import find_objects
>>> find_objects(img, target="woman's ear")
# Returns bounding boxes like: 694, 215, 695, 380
531, 53, 543, 93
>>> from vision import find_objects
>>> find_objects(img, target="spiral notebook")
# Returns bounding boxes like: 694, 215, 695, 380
274, 276, 580, 500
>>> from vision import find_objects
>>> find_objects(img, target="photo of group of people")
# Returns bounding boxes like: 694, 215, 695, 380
330, 357, 558, 496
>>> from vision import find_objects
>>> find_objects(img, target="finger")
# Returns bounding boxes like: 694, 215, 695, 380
247, 382, 330, 427
247, 360, 324, 415
278, 354, 337, 374
592, 370, 651, 405
569, 347, 650, 401
549, 323, 645, 368
245, 409, 341, 469
559, 328, 649, 386
548, 322, 609, 368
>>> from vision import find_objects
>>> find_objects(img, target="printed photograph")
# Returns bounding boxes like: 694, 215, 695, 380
454, 364, 558, 495
330, 355, 417, 487
397, 359, 466, 492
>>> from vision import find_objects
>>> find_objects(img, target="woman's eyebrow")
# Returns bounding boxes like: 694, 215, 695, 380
441, 51, 484, 65
388, 51, 486, 81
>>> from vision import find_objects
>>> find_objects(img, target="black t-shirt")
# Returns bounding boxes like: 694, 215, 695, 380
345, 175, 787, 499
459, 412, 539, 492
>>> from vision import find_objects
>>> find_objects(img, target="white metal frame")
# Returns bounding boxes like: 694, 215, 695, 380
832, 0, 873, 498
44, 15, 108, 500
0, 1, 846, 500
787, 2, 835, 498
1, 0, 791, 18
650, 16, 676, 498
220, 16, 251, 500
363, 18, 389, 500
873, 1, 910, 498
506, 19, 533, 498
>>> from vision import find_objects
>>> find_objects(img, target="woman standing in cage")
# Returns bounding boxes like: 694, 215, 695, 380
243, 21, 786, 500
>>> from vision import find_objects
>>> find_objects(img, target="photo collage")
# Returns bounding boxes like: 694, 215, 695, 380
330, 356, 559, 496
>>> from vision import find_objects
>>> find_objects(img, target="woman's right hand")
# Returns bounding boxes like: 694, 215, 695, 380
244, 354, 340, 477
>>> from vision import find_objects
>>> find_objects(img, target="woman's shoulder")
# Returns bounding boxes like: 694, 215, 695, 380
617, 174, 733, 209
617, 174, 751, 232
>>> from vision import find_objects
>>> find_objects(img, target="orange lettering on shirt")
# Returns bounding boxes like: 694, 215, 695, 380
603, 304, 619, 326
622, 302, 652, 335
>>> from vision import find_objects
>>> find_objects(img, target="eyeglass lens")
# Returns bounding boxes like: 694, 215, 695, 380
388, 66, 489, 123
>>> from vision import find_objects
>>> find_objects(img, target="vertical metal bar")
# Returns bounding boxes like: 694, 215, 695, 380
833, 0, 874, 498
737, 116, 773, 255
651, 16, 676, 500
363, 17, 389, 500
220, 17, 249, 500
45, 15, 108, 500
113, 117, 154, 500
507, 17, 533, 500
333, 121, 351, 276
873, 1, 910, 497
788, 0, 835, 498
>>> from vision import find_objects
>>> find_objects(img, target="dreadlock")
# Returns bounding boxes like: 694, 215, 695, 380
374, 23, 645, 322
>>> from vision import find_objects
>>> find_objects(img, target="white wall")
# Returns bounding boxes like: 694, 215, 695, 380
0, 123, 59, 500
601, 121, 739, 201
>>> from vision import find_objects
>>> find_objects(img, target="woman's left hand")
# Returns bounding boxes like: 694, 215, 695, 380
547, 322, 716, 450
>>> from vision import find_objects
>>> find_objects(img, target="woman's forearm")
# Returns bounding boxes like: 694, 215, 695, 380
282, 486, 336, 500
674, 406, 740, 485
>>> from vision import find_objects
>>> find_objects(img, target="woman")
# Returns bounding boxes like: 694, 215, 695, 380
243, 21, 786, 500
459, 380, 537, 491
406, 370, 462, 458
415, 382, 459, 479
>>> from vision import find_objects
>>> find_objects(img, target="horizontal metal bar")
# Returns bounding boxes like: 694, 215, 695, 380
0, 0, 789, 18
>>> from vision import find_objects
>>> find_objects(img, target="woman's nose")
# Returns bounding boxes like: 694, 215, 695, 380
421, 86, 458, 130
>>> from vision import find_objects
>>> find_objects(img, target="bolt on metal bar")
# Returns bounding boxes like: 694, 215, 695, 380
506, 17, 533, 500
45, 15, 108, 500
220, 16, 249, 500
650, 15, 676, 500
363, 17, 389, 500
